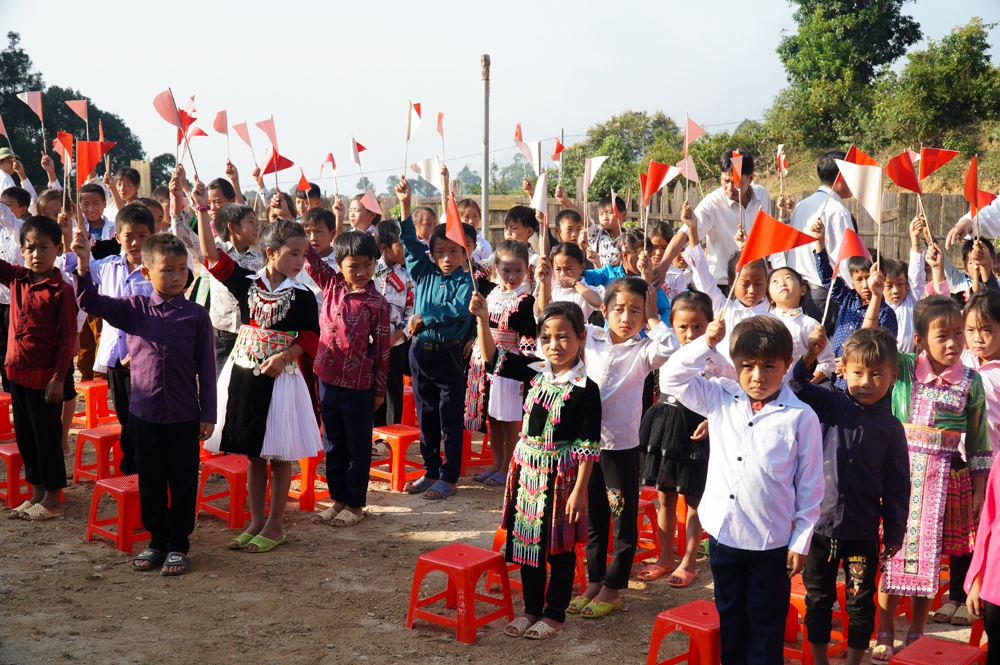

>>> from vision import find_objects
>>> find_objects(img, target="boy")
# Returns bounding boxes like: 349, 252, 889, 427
589, 194, 625, 268
295, 182, 322, 219
79, 183, 116, 241
104, 166, 140, 221
73, 231, 216, 576
664, 315, 824, 665
1, 216, 78, 521
960, 238, 1000, 295
1, 187, 30, 221
412, 206, 438, 251
374, 219, 415, 427
396, 176, 473, 500
882, 215, 935, 352
790, 326, 909, 665
89, 203, 156, 475
304, 229, 390, 527
296, 206, 340, 303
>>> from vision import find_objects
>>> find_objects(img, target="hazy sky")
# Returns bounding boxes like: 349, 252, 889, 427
5, 0, 998, 194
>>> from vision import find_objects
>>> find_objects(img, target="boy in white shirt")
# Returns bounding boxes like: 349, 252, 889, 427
883, 215, 931, 353
373, 219, 415, 427
663, 314, 824, 665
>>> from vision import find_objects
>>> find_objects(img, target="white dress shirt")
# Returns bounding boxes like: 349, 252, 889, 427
889, 249, 926, 353
546, 281, 601, 321
584, 320, 676, 451
0, 203, 23, 305
957, 196, 1000, 239
664, 337, 824, 555
772, 307, 836, 378
472, 233, 492, 264
373, 259, 414, 346
90, 255, 155, 373
694, 183, 772, 285
783, 186, 854, 287
0, 170, 15, 194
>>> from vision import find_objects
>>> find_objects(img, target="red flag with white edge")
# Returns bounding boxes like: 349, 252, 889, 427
411, 157, 442, 192
445, 192, 467, 254
406, 102, 421, 141
232, 122, 252, 148
656, 165, 682, 193
188, 126, 208, 138
676, 155, 699, 183
351, 137, 366, 166
643, 161, 670, 206
684, 116, 704, 156
730, 151, 743, 188
736, 210, 815, 271
177, 97, 196, 132
256, 117, 278, 151
360, 188, 382, 216
16, 91, 43, 123
886, 151, 922, 195
919, 147, 959, 180
583, 156, 609, 190
551, 138, 565, 162
610, 187, 620, 220
76, 141, 115, 188
320, 153, 336, 179
965, 156, 979, 217
98, 120, 105, 142
53, 132, 73, 166
213, 110, 228, 135
436, 113, 444, 138
65, 99, 88, 124
514, 123, 523, 142
777, 144, 788, 176
836, 159, 884, 225
907, 148, 921, 164
530, 172, 548, 225
152, 90, 183, 129
834, 228, 871, 270
260, 148, 294, 175
297, 169, 310, 192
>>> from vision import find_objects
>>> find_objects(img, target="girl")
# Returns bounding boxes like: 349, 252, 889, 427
648, 220, 688, 302
537, 243, 602, 322
637, 290, 731, 587
349, 194, 380, 234
465, 240, 537, 487
194, 181, 323, 554
469, 297, 600, 640
569, 277, 676, 620
457, 198, 492, 263
767, 266, 836, 381
873, 296, 991, 661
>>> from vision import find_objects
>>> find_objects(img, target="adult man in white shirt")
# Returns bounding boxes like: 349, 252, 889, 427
0, 148, 18, 194
946, 196, 1000, 249
783, 150, 854, 329
653, 149, 772, 290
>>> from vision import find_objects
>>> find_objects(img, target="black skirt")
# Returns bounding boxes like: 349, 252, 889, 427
638, 396, 710, 497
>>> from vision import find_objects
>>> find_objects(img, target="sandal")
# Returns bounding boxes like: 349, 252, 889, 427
331, 509, 365, 527
504, 616, 534, 637
637, 564, 672, 581
667, 568, 699, 588
132, 549, 167, 571
404, 476, 434, 495
244, 534, 286, 553
228, 533, 255, 550
422, 479, 457, 500
870, 632, 895, 665
905, 633, 923, 647
698, 538, 710, 556
952, 603, 974, 626
160, 552, 190, 577
933, 602, 958, 623
580, 600, 622, 620
311, 505, 339, 524
566, 596, 593, 615
472, 470, 494, 483
8, 500, 33, 519
524, 620, 563, 640
483, 471, 506, 487
20, 503, 63, 521
372, 440, 391, 457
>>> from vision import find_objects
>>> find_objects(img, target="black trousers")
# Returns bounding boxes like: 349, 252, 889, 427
803, 534, 878, 650
409, 342, 466, 484
320, 382, 373, 508
0, 303, 9, 392
984, 601, 1000, 665
521, 550, 576, 623
11, 381, 67, 491
107, 365, 135, 475
586, 447, 639, 590
709, 537, 791, 665
128, 416, 200, 554
375, 340, 410, 427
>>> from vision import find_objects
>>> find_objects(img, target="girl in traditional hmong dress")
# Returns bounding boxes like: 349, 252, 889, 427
195, 195, 322, 554
465, 240, 537, 487
470, 294, 601, 640
873, 296, 991, 662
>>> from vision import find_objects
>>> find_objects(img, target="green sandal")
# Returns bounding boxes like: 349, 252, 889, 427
566, 596, 593, 615
228, 533, 255, 550
244, 534, 286, 553
581, 600, 622, 620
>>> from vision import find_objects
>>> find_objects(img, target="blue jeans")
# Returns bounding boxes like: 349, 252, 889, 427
320, 382, 373, 508
408, 342, 466, 484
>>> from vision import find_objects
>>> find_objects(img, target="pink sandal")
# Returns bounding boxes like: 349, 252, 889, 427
667, 568, 699, 588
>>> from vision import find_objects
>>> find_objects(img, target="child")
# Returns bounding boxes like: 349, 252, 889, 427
207, 177, 240, 221
373, 220, 415, 428
457, 198, 492, 263
1, 216, 77, 521
883, 216, 930, 353
349, 194, 380, 234
412, 206, 438, 252
89, 204, 156, 476
104, 166, 140, 221
305, 229, 390, 527
568, 278, 675, 619
195, 181, 323, 552
295, 206, 341, 305
963, 290, 1000, 454
1, 187, 30, 221
789, 327, 910, 665
73, 231, 215, 576
469, 296, 600, 640
396, 177, 474, 500
0, 202, 22, 391
79, 183, 115, 241
768, 266, 836, 381
464, 240, 537, 487
588, 195, 625, 268
663, 314, 824, 665
647, 220, 687, 301
537, 243, 602, 321
294, 182, 321, 218
583, 229, 670, 324
875, 296, 991, 658
638, 291, 730, 586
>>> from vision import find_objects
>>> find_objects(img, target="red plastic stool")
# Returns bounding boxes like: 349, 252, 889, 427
485, 526, 587, 593
289, 453, 329, 511
198, 439, 223, 463
402, 385, 417, 428
85, 474, 149, 553
197, 455, 253, 529
73, 424, 123, 483
785, 574, 848, 664
406, 542, 515, 643
0, 392, 13, 439
970, 619, 987, 649
647, 599, 720, 665
466, 422, 493, 467
889, 636, 987, 664
0, 441, 31, 507
608, 497, 662, 564
73, 380, 117, 429
370, 424, 424, 492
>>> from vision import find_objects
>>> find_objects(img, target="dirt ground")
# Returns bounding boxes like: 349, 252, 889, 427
0, 425, 977, 665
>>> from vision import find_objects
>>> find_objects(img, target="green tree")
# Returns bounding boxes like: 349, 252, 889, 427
355, 177, 373, 193
454, 165, 481, 195
150, 153, 176, 190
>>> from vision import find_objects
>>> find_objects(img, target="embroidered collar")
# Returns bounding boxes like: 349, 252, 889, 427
247, 267, 309, 293
527, 359, 588, 387
914, 352, 965, 385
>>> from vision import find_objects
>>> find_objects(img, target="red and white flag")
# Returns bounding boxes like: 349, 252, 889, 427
351, 136, 366, 166
152, 90, 183, 128
410, 157, 443, 192
776, 144, 788, 177
684, 116, 705, 156
436, 112, 444, 138
360, 188, 382, 216
320, 153, 336, 179
212, 110, 228, 136
256, 117, 278, 151
406, 102, 421, 141
730, 151, 743, 188
16, 91, 43, 123
676, 155, 699, 183
551, 138, 565, 162
583, 156, 609, 191
514, 123, 523, 142
836, 159, 884, 225
65, 99, 88, 124
53, 132, 73, 166
260, 148, 294, 175
232, 122, 252, 148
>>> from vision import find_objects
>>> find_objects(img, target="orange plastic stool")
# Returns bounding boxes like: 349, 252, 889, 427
198, 439, 223, 463
288, 453, 329, 511
647, 599, 720, 665
485, 526, 587, 593
73, 424, 123, 483
785, 574, 848, 664
0, 441, 31, 507
197, 455, 253, 529
402, 386, 417, 428
608, 497, 661, 564
406, 542, 515, 644
0, 392, 13, 439
85, 474, 149, 553
466, 423, 493, 467
403, 374, 412, 387
73, 380, 117, 429
889, 636, 987, 664
370, 425, 424, 492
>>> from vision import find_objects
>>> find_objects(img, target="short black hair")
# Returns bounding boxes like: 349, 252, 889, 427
79, 182, 107, 203
550, 242, 585, 265
620, 228, 649, 254
213, 203, 256, 242
555, 209, 582, 226
537, 301, 586, 339
136, 197, 163, 215
966, 289, 1000, 330
151, 185, 170, 205
141, 233, 188, 266
727, 250, 766, 285
603, 276, 648, 309
302, 207, 336, 233
670, 289, 713, 324
374, 219, 401, 248
817, 150, 847, 186
116, 167, 140, 187
598, 195, 626, 214
295, 183, 322, 200
334, 229, 380, 265
647, 219, 674, 243
720, 149, 754, 176
462, 222, 478, 247
207, 178, 236, 202
428, 224, 467, 255
115, 202, 156, 236
260, 218, 307, 255
504, 205, 539, 233
494, 239, 530, 265
767, 266, 807, 308
20, 215, 63, 248
847, 255, 874, 275
730, 315, 793, 362
881, 257, 907, 280
963, 238, 997, 265
914, 295, 963, 338
1, 187, 30, 209
841, 328, 899, 373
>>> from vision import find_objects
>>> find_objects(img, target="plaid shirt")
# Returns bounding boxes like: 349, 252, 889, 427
374, 259, 414, 346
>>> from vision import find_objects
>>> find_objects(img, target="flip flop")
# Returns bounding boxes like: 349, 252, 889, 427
20, 503, 63, 521
870, 632, 895, 665
311, 505, 339, 524
504, 616, 533, 637
131, 548, 167, 571
524, 620, 563, 640
422, 479, 457, 500
404, 476, 434, 495
228, 533, 255, 550
580, 600, 622, 620
331, 509, 365, 527
244, 534, 287, 553
160, 552, 190, 577
637, 564, 672, 581
483, 471, 506, 487
667, 568, 699, 588
566, 596, 593, 615
8, 500, 33, 519
698, 538, 710, 556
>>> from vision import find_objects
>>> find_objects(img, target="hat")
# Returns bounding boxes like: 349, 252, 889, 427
0, 148, 17, 161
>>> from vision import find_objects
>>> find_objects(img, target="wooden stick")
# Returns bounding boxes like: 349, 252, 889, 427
718, 267, 740, 319
820, 275, 836, 328
916, 194, 935, 246
167, 89, 198, 178
403, 101, 411, 177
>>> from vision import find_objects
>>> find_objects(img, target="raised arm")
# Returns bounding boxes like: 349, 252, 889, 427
192, 178, 220, 265
534, 256, 552, 314
225, 160, 245, 205
662, 318, 727, 417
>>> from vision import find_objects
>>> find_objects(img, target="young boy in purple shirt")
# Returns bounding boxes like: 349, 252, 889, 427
73, 231, 216, 577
